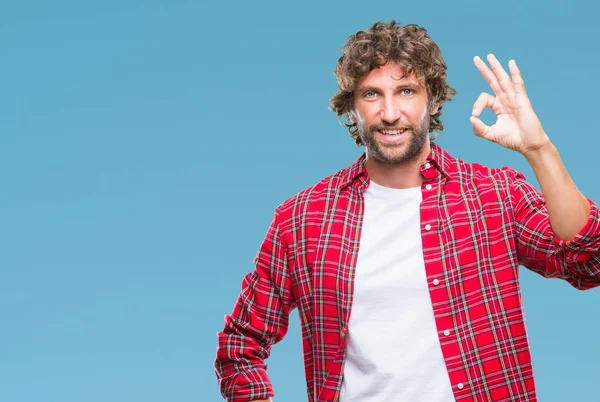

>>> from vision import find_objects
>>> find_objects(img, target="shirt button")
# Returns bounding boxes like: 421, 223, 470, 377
424, 162, 431, 169
433, 279, 440, 286
425, 224, 431, 231
425, 184, 432, 190
457, 383, 464, 390
443, 330, 450, 336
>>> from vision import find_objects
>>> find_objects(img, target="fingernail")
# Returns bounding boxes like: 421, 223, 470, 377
472, 109, 477, 115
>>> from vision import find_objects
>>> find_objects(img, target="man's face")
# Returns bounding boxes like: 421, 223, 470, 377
352, 62, 437, 165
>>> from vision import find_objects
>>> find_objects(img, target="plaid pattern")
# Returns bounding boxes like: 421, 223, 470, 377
215, 143, 600, 401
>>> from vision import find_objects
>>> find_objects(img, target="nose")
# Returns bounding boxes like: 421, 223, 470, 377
380, 96, 402, 124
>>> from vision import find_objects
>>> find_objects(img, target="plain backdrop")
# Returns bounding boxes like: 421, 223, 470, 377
1, 1, 599, 401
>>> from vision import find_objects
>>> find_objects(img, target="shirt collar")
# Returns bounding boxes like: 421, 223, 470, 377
339, 141, 455, 190
429, 141, 456, 180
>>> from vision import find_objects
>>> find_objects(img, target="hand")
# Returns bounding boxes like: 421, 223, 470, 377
470, 54, 550, 155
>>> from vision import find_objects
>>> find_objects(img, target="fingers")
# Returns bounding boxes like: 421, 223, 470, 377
509, 59, 526, 94
469, 116, 490, 138
474, 56, 502, 95
471, 92, 496, 117
486, 54, 514, 94
474, 54, 525, 96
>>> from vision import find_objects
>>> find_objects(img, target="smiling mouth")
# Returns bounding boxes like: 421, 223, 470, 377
378, 128, 408, 136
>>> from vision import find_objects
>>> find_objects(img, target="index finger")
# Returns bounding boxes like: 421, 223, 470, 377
474, 56, 502, 96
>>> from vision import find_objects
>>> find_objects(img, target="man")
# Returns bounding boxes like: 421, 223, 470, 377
214, 20, 600, 401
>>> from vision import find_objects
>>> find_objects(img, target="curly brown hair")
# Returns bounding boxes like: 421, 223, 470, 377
330, 20, 456, 145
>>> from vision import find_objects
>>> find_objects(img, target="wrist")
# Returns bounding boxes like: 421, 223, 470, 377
522, 138, 556, 164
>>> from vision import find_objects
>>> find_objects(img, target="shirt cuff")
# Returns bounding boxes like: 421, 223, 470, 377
221, 368, 274, 402
554, 198, 600, 262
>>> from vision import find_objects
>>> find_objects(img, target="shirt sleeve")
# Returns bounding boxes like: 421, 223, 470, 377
509, 169, 600, 290
214, 207, 295, 401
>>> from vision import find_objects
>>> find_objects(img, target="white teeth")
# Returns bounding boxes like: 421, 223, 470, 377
380, 129, 406, 136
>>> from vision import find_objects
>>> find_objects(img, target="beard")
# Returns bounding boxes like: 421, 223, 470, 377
356, 108, 430, 166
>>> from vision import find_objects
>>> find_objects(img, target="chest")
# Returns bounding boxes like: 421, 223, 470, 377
288, 178, 518, 324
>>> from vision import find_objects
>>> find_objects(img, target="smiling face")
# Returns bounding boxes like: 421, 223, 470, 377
352, 62, 438, 166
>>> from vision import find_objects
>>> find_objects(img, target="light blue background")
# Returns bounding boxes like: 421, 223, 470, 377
1, 1, 599, 401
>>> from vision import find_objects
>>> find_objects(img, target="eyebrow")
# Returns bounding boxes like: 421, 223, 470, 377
357, 83, 422, 93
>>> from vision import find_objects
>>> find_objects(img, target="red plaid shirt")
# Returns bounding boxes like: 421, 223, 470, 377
215, 143, 600, 401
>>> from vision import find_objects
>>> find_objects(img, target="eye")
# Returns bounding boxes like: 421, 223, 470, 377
363, 91, 378, 98
401, 89, 414, 95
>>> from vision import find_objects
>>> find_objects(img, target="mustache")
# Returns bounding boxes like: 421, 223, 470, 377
368, 122, 417, 132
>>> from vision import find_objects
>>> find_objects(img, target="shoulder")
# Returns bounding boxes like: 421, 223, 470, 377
436, 146, 534, 205
271, 155, 363, 228
276, 167, 349, 220
432, 142, 526, 187
450, 153, 527, 187
437, 146, 544, 217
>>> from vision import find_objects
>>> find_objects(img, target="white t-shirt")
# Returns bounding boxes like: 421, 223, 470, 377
339, 180, 455, 401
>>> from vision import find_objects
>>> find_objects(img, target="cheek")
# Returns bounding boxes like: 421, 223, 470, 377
419, 106, 429, 121
353, 105, 376, 125
358, 104, 381, 122
405, 103, 429, 123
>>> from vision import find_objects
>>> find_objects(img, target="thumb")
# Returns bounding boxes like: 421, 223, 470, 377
470, 116, 490, 138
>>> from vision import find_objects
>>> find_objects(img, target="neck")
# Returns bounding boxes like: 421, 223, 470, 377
365, 141, 431, 189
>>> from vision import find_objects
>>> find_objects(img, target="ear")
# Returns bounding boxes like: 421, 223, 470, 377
429, 104, 439, 115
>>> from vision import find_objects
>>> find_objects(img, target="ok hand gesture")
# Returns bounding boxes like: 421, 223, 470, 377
470, 54, 550, 155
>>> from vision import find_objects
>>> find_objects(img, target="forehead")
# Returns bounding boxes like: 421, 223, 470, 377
356, 62, 424, 89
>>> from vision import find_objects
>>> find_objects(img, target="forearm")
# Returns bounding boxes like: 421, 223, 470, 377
216, 312, 277, 401
523, 140, 590, 241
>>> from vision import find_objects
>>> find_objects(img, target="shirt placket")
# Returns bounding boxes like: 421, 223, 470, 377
420, 160, 471, 399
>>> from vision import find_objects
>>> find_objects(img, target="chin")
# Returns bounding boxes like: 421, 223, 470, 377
379, 146, 410, 162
